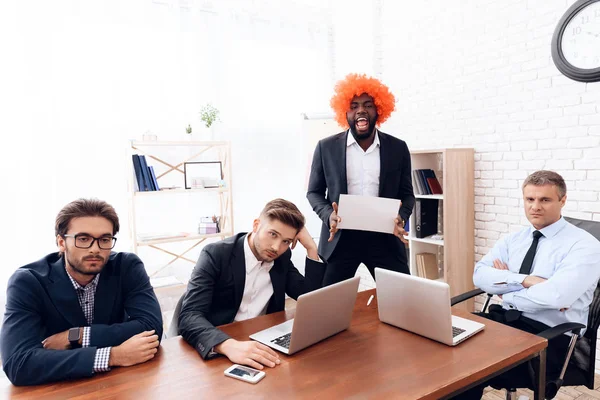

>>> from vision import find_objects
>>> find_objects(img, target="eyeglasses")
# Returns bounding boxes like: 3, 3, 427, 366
62, 234, 117, 250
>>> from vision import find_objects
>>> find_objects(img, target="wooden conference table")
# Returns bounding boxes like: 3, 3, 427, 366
1, 290, 547, 399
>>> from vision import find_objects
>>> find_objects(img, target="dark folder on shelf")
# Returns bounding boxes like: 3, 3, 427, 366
415, 198, 438, 239
132, 155, 146, 191
417, 170, 431, 194
138, 155, 153, 191
148, 166, 160, 191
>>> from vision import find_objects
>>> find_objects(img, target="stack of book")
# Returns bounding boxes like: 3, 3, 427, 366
412, 169, 442, 195
198, 216, 221, 235
132, 154, 160, 191
416, 253, 439, 280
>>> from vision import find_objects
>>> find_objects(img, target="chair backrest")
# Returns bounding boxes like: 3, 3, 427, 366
167, 294, 185, 338
564, 216, 600, 387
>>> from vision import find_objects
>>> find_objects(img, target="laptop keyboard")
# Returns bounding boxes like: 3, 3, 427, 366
271, 333, 292, 349
452, 326, 466, 337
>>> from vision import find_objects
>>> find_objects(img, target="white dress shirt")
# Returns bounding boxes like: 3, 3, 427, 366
234, 234, 275, 322
473, 217, 600, 332
346, 130, 380, 197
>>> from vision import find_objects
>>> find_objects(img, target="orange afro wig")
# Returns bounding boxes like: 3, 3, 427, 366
330, 73, 396, 128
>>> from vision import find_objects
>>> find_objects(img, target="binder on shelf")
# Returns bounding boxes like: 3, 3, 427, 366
132, 155, 147, 191
138, 155, 154, 191
148, 166, 160, 191
146, 167, 156, 191
412, 170, 424, 195
417, 170, 431, 195
415, 198, 439, 239
426, 177, 443, 195
423, 169, 442, 194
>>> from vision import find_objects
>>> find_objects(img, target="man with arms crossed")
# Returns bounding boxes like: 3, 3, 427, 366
178, 199, 324, 369
455, 171, 600, 399
1, 198, 163, 386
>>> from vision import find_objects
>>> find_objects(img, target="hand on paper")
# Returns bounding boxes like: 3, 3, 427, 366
393, 216, 408, 244
328, 202, 342, 242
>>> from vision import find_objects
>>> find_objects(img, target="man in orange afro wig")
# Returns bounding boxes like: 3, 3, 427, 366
307, 73, 415, 286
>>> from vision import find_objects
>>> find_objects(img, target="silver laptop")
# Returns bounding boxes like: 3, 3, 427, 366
375, 268, 484, 346
249, 276, 360, 354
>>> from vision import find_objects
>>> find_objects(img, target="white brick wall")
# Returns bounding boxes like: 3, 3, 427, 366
376, 0, 600, 371
377, 0, 600, 258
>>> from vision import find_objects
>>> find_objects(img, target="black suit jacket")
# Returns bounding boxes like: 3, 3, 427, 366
178, 233, 325, 359
307, 130, 415, 260
0, 252, 163, 386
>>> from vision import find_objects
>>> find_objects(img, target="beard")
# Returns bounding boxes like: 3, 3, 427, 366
348, 114, 378, 141
252, 233, 279, 262
65, 249, 107, 276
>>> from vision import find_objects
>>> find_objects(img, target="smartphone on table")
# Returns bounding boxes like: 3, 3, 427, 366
224, 364, 266, 384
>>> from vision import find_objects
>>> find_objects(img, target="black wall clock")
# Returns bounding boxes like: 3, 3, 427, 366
551, 0, 600, 82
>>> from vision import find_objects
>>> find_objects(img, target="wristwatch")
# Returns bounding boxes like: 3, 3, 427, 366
399, 218, 406, 228
68, 327, 81, 348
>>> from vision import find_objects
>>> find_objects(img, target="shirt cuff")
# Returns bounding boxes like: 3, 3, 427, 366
506, 273, 528, 285
82, 326, 91, 347
306, 255, 324, 263
502, 292, 517, 310
93, 347, 112, 373
207, 347, 218, 358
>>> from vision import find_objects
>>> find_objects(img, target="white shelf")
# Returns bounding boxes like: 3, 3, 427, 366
134, 187, 229, 196
409, 236, 444, 246
137, 231, 233, 246
409, 148, 474, 309
132, 140, 229, 146
410, 149, 445, 155
415, 194, 444, 200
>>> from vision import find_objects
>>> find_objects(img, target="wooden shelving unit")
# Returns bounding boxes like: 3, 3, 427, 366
409, 148, 474, 310
128, 140, 234, 278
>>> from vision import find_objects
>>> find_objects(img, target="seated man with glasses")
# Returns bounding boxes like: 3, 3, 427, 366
1, 198, 163, 386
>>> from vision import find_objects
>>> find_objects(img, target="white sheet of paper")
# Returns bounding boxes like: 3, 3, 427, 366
336, 194, 401, 234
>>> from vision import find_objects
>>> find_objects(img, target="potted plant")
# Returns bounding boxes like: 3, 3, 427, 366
199, 104, 220, 128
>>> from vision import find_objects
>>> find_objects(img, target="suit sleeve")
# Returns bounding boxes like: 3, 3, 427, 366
88, 254, 163, 347
307, 141, 334, 226
178, 249, 231, 359
398, 141, 415, 222
1, 271, 97, 386
284, 256, 326, 300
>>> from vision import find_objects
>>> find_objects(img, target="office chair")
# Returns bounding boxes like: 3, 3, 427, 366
167, 294, 185, 338
451, 217, 600, 400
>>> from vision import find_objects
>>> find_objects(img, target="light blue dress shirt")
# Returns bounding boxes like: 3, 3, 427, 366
473, 217, 600, 331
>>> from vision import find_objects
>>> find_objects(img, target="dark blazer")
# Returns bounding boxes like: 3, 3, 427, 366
307, 130, 415, 260
0, 252, 163, 386
178, 233, 325, 359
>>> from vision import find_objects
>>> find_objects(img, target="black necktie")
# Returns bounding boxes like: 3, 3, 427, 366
519, 230, 544, 275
